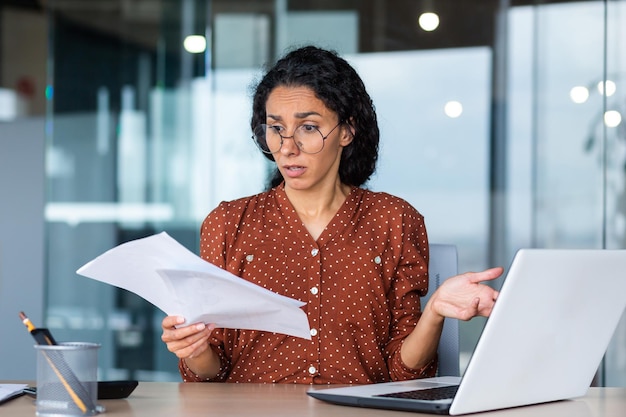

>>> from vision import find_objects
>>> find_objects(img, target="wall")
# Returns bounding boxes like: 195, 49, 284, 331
0, 117, 46, 379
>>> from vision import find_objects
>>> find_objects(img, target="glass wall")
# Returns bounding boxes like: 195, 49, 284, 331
508, 0, 626, 386
38, 0, 625, 384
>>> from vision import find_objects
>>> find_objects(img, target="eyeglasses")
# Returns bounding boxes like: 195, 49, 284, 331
252, 121, 344, 155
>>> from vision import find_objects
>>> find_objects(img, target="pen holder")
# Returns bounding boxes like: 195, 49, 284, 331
34, 342, 101, 416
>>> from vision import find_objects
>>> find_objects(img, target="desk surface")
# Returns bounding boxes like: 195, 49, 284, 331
2, 382, 625, 416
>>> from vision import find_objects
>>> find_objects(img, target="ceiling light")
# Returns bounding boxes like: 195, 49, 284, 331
604, 110, 622, 127
418, 12, 440, 32
597, 80, 616, 97
569, 86, 589, 104
444, 101, 463, 118
184, 35, 207, 54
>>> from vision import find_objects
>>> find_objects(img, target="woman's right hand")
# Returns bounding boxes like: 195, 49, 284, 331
161, 315, 215, 360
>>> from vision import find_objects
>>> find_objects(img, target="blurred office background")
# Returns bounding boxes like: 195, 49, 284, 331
0, 0, 624, 384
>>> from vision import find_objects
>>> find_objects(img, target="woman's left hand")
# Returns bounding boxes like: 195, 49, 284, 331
427, 267, 503, 321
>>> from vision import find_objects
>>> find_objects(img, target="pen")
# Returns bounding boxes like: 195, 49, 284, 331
18, 311, 93, 414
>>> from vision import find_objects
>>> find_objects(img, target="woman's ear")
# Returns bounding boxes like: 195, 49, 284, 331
340, 119, 356, 146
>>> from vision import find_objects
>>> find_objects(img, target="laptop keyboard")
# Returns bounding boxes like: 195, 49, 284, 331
375, 385, 459, 401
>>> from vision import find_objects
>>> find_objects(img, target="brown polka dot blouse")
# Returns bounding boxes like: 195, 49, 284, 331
179, 184, 437, 384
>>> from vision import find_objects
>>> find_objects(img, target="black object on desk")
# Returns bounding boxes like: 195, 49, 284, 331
23, 380, 139, 400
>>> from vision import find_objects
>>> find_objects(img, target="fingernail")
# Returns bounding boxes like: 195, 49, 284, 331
196, 323, 206, 331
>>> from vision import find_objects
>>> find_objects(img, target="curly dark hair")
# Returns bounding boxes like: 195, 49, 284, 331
250, 45, 380, 189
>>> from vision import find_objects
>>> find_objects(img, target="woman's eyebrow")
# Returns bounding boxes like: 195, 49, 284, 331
266, 111, 322, 121
294, 111, 322, 119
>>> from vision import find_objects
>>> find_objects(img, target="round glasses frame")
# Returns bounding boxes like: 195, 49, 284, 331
252, 121, 344, 155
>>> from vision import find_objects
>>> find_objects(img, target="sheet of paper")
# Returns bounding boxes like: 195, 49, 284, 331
76, 232, 311, 340
0, 384, 27, 405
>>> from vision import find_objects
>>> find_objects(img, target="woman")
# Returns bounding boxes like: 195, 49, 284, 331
161, 45, 502, 384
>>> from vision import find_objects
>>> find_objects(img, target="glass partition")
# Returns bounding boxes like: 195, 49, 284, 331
508, 0, 626, 386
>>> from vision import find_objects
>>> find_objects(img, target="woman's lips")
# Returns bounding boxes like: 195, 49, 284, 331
283, 165, 306, 177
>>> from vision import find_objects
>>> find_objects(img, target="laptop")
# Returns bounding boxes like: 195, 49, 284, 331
308, 249, 626, 415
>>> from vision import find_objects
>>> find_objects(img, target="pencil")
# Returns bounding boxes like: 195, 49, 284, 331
18, 311, 93, 414
19, 311, 35, 331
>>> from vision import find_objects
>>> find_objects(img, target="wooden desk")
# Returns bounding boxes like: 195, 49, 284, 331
2, 382, 625, 416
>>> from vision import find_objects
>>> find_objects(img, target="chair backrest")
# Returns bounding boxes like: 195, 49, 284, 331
422, 243, 460, 377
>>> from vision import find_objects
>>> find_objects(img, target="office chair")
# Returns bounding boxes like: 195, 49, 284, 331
422, 244, 460, 377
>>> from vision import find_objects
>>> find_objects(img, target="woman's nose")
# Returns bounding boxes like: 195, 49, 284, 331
279, 135, 300, 155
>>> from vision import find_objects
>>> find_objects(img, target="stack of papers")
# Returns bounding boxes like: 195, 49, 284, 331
77, 232, 311, 340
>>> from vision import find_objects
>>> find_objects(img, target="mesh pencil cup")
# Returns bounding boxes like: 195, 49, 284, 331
34, 342, 101, 416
